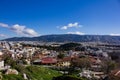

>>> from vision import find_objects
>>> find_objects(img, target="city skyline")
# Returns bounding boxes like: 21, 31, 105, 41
0, 0, 120, 39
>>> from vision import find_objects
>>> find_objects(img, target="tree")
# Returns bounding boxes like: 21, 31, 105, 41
75, 47, 86, 51
101, 60, 117, 74
3, 54, 16, 68
52, 75, 85, 80
71, 58, 91, 69
57, 53, 65, 59
108, 74, 120, 80
59, 43, 81, 51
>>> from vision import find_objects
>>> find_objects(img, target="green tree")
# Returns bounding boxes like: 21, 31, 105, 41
101, 60, 117, 74
59, 43, 81, 51
71, 58, 91, 69
57, 53, 65, 59
3, 54, 16, 68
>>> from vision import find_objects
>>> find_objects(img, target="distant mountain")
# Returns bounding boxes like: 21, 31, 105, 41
1, 34, 120, 43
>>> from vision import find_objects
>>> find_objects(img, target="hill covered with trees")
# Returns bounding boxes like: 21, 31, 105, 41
2, 34, 120, 44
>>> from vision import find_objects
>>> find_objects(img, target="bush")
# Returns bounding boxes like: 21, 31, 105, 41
52, 75, 87, 80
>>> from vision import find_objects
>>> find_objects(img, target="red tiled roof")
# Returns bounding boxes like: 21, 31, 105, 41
63, 57, 71, 61
41, 57, 57, 64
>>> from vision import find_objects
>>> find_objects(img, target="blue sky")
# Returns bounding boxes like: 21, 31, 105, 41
0, 0, 120, 39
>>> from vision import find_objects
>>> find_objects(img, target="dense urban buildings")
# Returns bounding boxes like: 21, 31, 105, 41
0, 41, 120, 80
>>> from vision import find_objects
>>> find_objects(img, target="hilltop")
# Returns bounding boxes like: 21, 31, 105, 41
2, 34, 120, 44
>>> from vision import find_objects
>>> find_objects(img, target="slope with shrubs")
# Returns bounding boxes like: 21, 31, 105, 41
2, 65, 61, 80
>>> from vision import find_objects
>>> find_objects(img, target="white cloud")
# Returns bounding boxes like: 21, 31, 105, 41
0, 23, 9, 28
110, 33, 120, 36
22, 28, 39, 37
60, 22, 82, 30
0, 22, 39, 37
67, 31, 85, 35
10, 24, 25, 34
0, 34, 7, 37
10, 24, 39, 37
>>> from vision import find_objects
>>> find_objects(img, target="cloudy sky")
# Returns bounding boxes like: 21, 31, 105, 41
0, 0, 120, 39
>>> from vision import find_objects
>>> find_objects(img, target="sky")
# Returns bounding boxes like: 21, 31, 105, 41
0, 0, 120, 39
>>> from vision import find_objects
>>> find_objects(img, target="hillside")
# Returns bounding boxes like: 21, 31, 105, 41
2, 34, 120, 43
2, 66, 61, 80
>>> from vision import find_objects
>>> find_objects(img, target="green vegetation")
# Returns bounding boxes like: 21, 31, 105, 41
101, 60, 117, 74
53, 75, 87, 80
2, 53, 61, 80
3, 54, 16, 69
108, 74, 120, 80
2, 66, 61, 80
22, 42, 82, 51
71, 58, 91, 69
57, 53, 65, 59
2, 74, 24, 80
59, 43, 81, 51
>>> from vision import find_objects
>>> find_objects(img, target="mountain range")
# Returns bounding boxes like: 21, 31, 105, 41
1, 34, 120, 43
